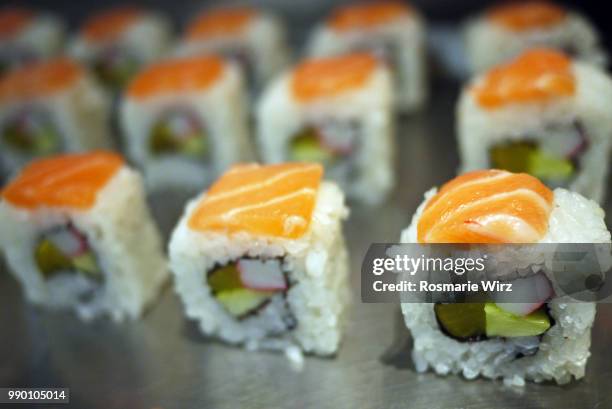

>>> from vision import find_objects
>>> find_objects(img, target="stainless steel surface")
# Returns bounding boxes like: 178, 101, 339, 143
1, 83, 612, 409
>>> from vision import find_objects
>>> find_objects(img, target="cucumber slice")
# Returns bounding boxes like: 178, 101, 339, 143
216, 288, 273, 317
73, 253, 102, 280
35, 239, 73, 277
485, 303, 551, 337
490, 141, 573, 182
208, 263, 243, 293
149, 118, 208, 158
290, 129, 335, 164
434, 303, 486, 340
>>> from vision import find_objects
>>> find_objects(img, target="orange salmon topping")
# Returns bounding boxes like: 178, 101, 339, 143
488, 1, 566, 31
0, 8, 34, 39
292, 53, 377, 101
1, 151, 124, 210
188, 163, 323, 239
472, 48, 575, 109
0, 57, 83, 102
82, 6, 142, 42
186, 7, 256, 40
127, 56, 225, 99
329, 1, 412, 31
417, 170, 553, 243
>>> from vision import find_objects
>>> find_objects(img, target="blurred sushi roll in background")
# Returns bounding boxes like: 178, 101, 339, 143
120, 55, 251, 192
0, 151, 168, 321
0, 57, 111, 174
401, 169, 611, 385
175, 6, 290, 94
68, 6, 172, 91
457, 49, 612, 203
465, 1, 606, 73
307, 1, 426, 112
169, 163, 350, 356
257, 52, 394, 205
0, 7, 65, 75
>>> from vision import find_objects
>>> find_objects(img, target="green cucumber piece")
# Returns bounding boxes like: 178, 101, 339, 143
434, 303, 486, 339
484, 303, 551, 337
290, 129, 335, 164
490, 141, 573, 182
207, 263, 243, 293
35, 239, 73, 277
216, 288, 273, 317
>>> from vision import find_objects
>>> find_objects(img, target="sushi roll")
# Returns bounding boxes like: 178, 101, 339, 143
257, 53, 394, 205
175, 6, 289, 93
465, 1, 605, 73
0, 7, 65, 74
0, 151, 168, 321
307, 1, 426, 111
68, 6, 172, 91
457, 49, 612, 203
120, 55, 251, 192
169, 162, 350, 355
0, 57, 111, 174
401, 169, 611, 385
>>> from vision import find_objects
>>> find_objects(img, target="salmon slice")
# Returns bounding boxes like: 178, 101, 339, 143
186, 7, 256, 40
1, 151, 124, 210
0, 57, 83, 101
188, 163, 323, 239
82, 6, 141, 42
471, 48, 575, 109
417, 170, 553, 243
127, 56, 225, 99
292, 53, 377, 102
488, 1, 566, 31
329, 1, 412, 31
0, 7, 34, 39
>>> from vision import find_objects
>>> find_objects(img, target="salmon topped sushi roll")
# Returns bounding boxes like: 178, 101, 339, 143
257, 53, 394, 205
120, 55, 251, 191
307, 1, 426, 111
0, 7, 65, 74
0, 151, 168, 321
457, 49, 612, 203
175, 6, 289, 93
169, 163, 350, 356
465, 1, 605, 73
0, 57, 111, 174
68, 6, 172, 90
400, 169, 611, 385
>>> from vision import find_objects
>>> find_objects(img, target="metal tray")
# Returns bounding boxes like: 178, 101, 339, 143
1, 83, 611, 409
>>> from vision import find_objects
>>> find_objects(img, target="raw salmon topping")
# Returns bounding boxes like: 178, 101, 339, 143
488, 1, 566, 31
0, 58, 83, 101
189, 163, 323, 239
1, 151, 124, 210
0, 7, 34, 39
186, 7, 256, 40
471, 49, 575, 109
417, 170, 553, 243
292, 53, 377, 101
329, 2, 411, 31
127, 56, 225, 99
82, 6, 142, 42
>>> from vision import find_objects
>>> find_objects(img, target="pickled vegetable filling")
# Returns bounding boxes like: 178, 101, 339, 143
35, 224, 102, 281
149, 109, 209, 159
1, 108, 61, 155
207, 258, 295, 327
93, 46, 140, 89
489, 122, 589, 187
290, 120, 359, 169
